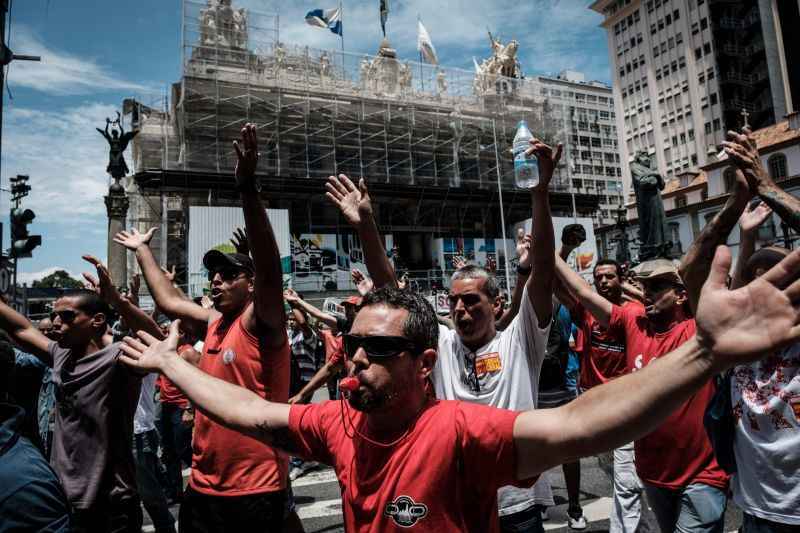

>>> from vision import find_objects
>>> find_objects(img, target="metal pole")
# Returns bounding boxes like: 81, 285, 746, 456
492, 118, 512, 292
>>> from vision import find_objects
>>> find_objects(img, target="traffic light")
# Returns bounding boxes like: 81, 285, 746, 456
10, 208, 41, 258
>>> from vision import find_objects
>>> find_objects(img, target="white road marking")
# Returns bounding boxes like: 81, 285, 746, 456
292, 468, 339, 488
297, 498, 344, 520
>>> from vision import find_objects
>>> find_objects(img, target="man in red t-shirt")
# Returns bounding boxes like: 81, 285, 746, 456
121, 250, 800, 532
555, 250, 729, 531
116, 124, 291, 532
554, 243, 645, 533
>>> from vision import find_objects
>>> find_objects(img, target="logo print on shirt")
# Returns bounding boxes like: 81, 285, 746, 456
222, 348, 236, 365
384, 495, 428, 527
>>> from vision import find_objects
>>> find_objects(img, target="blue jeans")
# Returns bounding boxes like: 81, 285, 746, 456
742, 513, 800, 533
158, 403, 193, 500
134, 429, 176, 533
644, 483, 726, 533
499, 505, 545, 533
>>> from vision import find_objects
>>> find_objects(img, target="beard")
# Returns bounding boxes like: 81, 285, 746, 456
347, 385, 395, 412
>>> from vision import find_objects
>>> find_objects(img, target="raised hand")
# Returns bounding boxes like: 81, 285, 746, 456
695, 246, 800, 367
161, 265, 177, 283
283, 288, 301, 307
351, 268, 374, 296
114, 227, 157, 251
516, 230, 532, 269
233, 123, 259, 190
739, 201, 773, 235
82, 255, 117, 303
721, 128, 764, 191
120, 320, 182, 373
230, 227, 250, 256
126, 274, 141, 306
452, 255, 467, 270
325, 174, 372, 227
525, 138, 563, 191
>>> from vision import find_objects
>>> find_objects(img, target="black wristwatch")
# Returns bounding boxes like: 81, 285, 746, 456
516, 264, 532, 276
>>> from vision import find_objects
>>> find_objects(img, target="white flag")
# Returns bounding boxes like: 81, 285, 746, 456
417, 20, 438, 65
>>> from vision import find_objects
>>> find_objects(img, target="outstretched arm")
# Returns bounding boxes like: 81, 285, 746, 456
524, 139, 562, 327
120, 322, 292, 448
0, 297, 51, 363
496, 231, 531, 330
680, 130, 753, 312
82, 255, 163, 340
284, 289, 338, 330
731, 201, 773, 289
515, 245, 800, 479
115, 228, 214, 325
326, 174, 397, 288
289, 359, 344, 404
724, 127, 800, 232
554, 253, 612, 326
233, 124, 286, 343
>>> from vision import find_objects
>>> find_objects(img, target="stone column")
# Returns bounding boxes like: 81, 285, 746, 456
105, 182, 129, 289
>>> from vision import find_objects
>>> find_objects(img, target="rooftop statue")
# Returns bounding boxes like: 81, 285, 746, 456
97, 112, 138, 183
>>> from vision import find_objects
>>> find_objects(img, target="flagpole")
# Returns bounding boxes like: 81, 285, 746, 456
339, 0, 344, 53
418, 14, 425, 92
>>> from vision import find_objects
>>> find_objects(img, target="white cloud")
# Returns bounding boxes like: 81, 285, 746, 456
247, 0, 610, 82
16, 266, 80, 286
2, 102, 125, 221
7, 26, 152, 95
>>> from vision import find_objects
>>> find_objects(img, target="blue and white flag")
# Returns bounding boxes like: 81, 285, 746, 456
305, 7, 343, 36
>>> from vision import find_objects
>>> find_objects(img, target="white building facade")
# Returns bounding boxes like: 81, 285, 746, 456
539, 71, 624, 225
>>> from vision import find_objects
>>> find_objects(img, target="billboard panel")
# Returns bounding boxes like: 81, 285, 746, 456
187, 206, 291, 297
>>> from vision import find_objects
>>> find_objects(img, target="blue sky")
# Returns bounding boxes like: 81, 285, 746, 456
2, 0, 609, 284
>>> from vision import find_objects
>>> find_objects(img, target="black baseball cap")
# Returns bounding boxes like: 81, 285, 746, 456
203, 250, 254, 275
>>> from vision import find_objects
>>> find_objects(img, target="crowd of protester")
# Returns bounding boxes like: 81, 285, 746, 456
1, 124, 799, 533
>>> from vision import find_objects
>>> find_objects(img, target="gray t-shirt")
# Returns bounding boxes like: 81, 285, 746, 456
49, 341, 141, 510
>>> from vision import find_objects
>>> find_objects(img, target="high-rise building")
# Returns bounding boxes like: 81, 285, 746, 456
589, 0, 798, 198
538, 71, 624, 225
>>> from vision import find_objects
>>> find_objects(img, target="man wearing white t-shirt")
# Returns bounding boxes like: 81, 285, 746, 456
324, 138, 566, 531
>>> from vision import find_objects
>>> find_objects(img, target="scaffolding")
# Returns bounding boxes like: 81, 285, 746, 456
124, 0, 595, 293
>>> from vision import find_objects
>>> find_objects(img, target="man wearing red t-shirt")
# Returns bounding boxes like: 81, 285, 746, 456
121, 247, 800, 532
555, 250, 729, 532
554, 245, 645, 533
116, 124, 291, 532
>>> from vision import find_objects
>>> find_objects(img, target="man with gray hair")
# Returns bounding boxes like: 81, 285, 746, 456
324, 137, 566, 531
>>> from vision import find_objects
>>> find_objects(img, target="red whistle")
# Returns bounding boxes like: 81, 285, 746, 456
339, 377, 359, 392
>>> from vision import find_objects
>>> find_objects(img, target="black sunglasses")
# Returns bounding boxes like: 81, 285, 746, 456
343, 334, 422, 359
207, 268, 247, 282
50, 310, 78, 323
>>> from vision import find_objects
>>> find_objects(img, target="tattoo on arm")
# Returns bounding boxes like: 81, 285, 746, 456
760, 189, 800, 232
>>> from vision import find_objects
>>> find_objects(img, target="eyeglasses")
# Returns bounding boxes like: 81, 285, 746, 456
50, 310, 78, 323
342, 334, 422, 359
207, 268, 247, 282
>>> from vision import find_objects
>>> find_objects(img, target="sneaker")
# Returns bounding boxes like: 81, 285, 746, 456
567, 506, 587, 530
289, 461, 319, 481
533, 504, 549, 522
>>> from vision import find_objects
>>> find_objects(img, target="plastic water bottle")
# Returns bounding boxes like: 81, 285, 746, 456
513, 120, 539, 189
